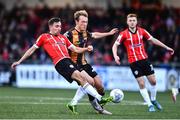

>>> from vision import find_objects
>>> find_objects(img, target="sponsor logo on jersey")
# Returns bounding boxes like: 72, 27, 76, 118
131, 43, 142, 48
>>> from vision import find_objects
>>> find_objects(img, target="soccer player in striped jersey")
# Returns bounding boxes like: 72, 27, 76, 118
64, 10, 118, 115
11, 17, 113, 114
112, 13, 174, 112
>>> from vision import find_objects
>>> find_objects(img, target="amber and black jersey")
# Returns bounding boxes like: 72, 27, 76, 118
64, 27, 93, 65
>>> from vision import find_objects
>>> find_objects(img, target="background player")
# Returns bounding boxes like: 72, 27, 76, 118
112, 13, 174, 112
172, 87, 180, 102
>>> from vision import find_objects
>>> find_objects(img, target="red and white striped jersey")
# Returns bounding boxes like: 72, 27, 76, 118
115, 27, 152, 63
34, 33, 74, 65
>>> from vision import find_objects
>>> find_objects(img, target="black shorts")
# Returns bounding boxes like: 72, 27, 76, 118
55, 58, 77, 83
77, 64, 97, 78
129, 59, 155, 78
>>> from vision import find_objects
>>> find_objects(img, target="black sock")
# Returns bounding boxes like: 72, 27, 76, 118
100, 92, 105, 96
88, 94, 95, 101
88, 92, 105, 101
178, 88, 180, 92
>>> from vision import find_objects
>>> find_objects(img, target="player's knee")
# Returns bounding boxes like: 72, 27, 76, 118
139, 81, 145, 88
86, 77, 94, 86
72, 70, 86, 85
151, 80, 156, 85
88, 79, 94, 86
80, 71, 95, 86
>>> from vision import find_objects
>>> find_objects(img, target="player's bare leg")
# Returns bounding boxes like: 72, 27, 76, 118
171, 88, 179, 103
90, 75, 112, 115
94, 76, 105, 95
67, 70, 112, 114
79, 71, 112, 114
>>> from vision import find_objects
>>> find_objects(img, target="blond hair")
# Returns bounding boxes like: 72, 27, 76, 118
74, 10, 88, 21
127, 13, 138, 19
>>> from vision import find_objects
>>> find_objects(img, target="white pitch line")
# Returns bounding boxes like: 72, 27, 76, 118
0, 101, 144, 105
0, 96, 73, 101
0, 96, 75, 101
0, 96, 146, 105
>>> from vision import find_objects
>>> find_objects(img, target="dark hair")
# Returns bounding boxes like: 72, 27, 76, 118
48, 17, 61, 25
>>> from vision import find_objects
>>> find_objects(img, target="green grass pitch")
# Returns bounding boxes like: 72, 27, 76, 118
0, 87, 179, 119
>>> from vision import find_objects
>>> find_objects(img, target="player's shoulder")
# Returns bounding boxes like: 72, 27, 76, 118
58, 33, 69, 40
64, 27, 75, 37
39, 33, 50, 38
37, 33, 50, 40
65, 27, 76, 34
68, 27, 76, 32
119, 28, 128, 35
137, 26, 146, 31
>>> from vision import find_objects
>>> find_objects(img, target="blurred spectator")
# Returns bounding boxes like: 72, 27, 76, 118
0, 0, 179, 66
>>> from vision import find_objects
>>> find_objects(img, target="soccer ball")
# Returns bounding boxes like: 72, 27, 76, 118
110, 89, 124, 103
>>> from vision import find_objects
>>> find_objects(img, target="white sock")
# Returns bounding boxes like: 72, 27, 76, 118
70, 86, 86, 105
82, 83, 102, 101
150, 85, 157, 101
140, 88, 152, 107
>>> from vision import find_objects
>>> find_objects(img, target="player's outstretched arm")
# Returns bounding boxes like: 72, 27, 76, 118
92, 28, 118, 39
11, 46, 38, 69
70, 45, 93, 54
112, 43, 120, 65
149, 37, 174, 55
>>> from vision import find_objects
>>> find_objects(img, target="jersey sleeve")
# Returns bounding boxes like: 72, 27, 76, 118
115, 32, 125, 45
33, 34, 45, 48
142, 29, 153, 40
63, 31, 73, 42
62, 35, 74, 49
87, 31, 93, 39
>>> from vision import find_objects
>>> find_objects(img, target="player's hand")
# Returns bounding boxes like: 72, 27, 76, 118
166, 47, 174, 55
11, 61, 20, 69
87, 45, 93, 52
114, 56, 120, 65
109, 28, 119, 35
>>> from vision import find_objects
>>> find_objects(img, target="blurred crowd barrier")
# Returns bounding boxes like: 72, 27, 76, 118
5, 64, 179, 91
